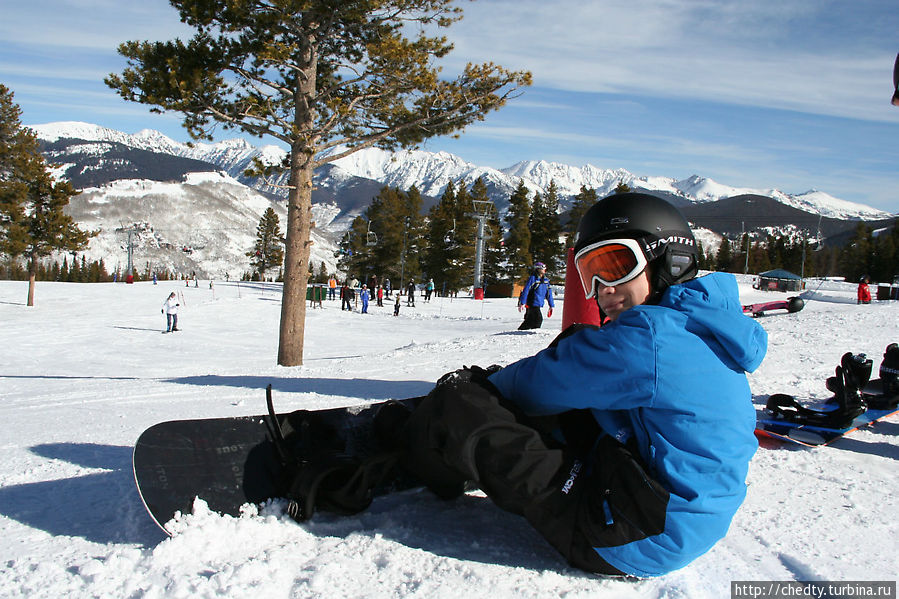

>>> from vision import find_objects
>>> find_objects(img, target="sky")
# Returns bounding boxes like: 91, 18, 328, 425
2, 0, 898, 212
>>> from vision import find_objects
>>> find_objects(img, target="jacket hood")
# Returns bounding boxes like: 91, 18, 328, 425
657, 273, 767, 373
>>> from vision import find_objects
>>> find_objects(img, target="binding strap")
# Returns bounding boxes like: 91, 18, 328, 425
766, 353, 870, 430
765, 393, 861, 430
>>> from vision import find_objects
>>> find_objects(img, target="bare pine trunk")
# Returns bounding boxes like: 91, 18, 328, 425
277, 150, 314, 366
27, 255, 36, 306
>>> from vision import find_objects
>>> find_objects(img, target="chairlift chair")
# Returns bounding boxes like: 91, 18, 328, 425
444, 219, 456, 244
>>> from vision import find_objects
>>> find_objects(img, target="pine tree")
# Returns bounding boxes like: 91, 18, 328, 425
106, 1, 531, 366
247, 207, 285, 281
528, 181, 564, 272
337, 215, 370, 280
565, 185, 598, 247
422, 182, 455, 289
0, 85, 95, 305
841, 223, 873, 283
339, 186, 425, 287
423, 181, 475, 293
370, 186, 424, 285
504, 180, 532, 282
715, 238, 733, 272
614, 180, 632, 194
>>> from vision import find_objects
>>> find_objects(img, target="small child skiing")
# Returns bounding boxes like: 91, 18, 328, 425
393, 294, 401, 316
161, 292, 180, 332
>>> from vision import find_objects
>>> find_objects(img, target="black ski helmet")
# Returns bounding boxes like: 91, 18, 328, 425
573, 192, 699, 296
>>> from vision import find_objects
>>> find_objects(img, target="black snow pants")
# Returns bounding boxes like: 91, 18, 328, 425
518, 306, 543, 330
399, 368, 670, 575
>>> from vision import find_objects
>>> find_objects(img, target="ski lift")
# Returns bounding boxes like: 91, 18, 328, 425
366, 220, 378, 246
444, 219, 456, 244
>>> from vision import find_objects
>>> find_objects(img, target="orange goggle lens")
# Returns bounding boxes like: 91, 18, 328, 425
574, 239, 647, 298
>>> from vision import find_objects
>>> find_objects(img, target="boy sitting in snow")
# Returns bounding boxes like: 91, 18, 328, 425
280, 193, 768, 577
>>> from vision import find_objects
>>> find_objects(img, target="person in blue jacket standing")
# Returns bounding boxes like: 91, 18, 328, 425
360, 284, 370, 314
276, 193, 767, 578
517, 262, 554, 330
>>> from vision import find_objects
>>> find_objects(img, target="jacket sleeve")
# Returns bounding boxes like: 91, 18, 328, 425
518, 276, 534, 305
488, 312, 657, 415
546, 283, 555, 308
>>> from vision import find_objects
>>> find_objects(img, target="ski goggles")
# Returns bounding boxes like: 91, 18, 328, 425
574, 237, 649, 298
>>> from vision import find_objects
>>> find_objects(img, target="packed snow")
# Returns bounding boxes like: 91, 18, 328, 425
0, 275, 897, 598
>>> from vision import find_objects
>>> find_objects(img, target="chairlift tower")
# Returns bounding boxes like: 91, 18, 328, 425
115, 225, 138, 283
470, 200, 493, 292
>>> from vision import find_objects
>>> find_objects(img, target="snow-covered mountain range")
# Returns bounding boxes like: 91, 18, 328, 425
34, 121, 892, 221
30, 121, 895, 279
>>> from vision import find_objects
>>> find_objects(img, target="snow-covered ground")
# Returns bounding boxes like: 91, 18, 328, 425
0, 276, 897, 598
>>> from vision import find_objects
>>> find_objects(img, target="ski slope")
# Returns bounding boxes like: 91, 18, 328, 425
0, 276, 896, 598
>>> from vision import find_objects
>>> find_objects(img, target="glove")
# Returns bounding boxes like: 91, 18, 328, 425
547, 308, 553, 318
435, 365, 502, 389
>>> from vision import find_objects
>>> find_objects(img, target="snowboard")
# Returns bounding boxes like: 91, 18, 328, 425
742, 296, 804, 317
755, 382, 899, 447
133, 389, 422, 534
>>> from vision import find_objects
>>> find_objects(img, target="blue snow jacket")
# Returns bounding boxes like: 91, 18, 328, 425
489, 272, 766, 577
519, 274, 555, 308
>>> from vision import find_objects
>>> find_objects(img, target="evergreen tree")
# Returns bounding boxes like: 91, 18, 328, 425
565, 185, 598, 247
504, 180, 532, 282
423, 181, 476, 293
422, 182, 456, 289
370, 186, 424, 285
339, 186, 425, 287
528, 181, 564, 272
841, 223, 874, 283
68, 254, 81, 283
0, 85, 95, 305
247, 207, 285, 281
750, 241, 772, 274
614, 180, 632, 194
715, 238, 733, 272
59, 257, 69, 282
106, 0, 531, 366
337, 215, 369, 280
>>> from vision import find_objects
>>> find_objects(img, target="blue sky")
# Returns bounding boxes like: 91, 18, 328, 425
2, 0, 898, 212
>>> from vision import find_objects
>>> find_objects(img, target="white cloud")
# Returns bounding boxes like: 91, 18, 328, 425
440, 0, 898, 123
0, 1, 192, 50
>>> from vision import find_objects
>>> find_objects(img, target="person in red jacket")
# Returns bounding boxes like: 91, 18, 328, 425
857, 276, 872, 304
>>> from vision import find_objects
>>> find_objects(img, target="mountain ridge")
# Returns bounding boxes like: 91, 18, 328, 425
26, 121, 897, 280
31, 121, 893, 221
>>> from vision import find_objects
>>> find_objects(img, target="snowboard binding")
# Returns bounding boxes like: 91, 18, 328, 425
262, 385, 401, 523
766, 352, 871, 429
865, 343, 899, 410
